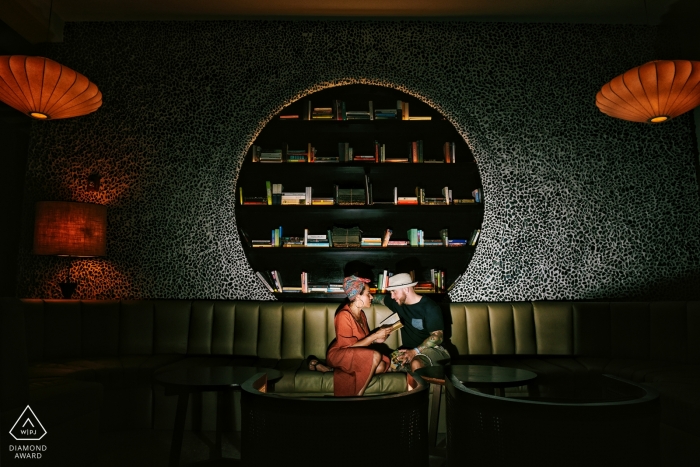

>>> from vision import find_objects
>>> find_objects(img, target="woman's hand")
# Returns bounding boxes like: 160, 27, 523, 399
372, 327, 392, 344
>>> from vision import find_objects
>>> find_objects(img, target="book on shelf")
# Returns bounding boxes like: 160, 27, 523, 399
397, 197, 418, 205
448, 239, 468, 247
440, 229, 449, 246
407, 116, 431, 121
314, 156, 339, 163
430, 269, 446, 292
410, 140, 423, 163
252, 240, 273, 247
415, 187, 425, 204
376, 270, 391, 293
331, 226, 361, 247
312, 107, 333, 119
282, 236, 305, 247
471, 188, 483, 203
384, 158, 409, 163
286, 146, 308, 163
270, 270, 283, 292
271, 226, 283, 247
335, 186, 366, 205
375, 108, 397, 119
443, 142, 456, 163
260, 149, 283, 163
453, 198, 475, 204
283, 287, 302, 293
415, 281, 436, 294
407, 229, 424, 247
364, 175, 372, 205
360, 237, 382, 247
249, 145, 261, 162
423, 239, 444, 247
381, 229, 393, 247
303, 101, 312, 120
422, 197, 447, 205
469, 229, 481, 246
338, 142, 352, 162
279, 114, 299, 120
333, 100, 347, 120
272, 183, 283, 205
301, 271, 309, 293
311, 197, 334, 205
399, 100, 409, 120
308, 285, 328, 293
354, 155, 375, 162
387, 240, 409, 246
346, 110, 371, 120
265, 181, 272, 205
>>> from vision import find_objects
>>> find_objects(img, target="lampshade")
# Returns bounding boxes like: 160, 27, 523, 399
34, 201, 107, 257
596, 60, 700, 123
0, 55, 102, 120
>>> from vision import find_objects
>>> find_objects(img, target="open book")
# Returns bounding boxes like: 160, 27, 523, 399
381, 312, 403, 333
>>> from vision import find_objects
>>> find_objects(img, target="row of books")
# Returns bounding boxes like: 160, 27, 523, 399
256, 270, 345, 293
249, 142, 458, 164
240, 180, 482, 206
278, 100, 433, 121
257, 269, 452, 295
247, 227, 481, 248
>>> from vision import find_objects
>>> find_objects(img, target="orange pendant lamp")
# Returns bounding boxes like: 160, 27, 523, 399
0, 55, 102, 120
596, 60, 700, 123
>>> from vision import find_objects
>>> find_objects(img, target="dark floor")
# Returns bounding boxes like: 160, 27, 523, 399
98, 430, 448, 467
96, 425, 700, 467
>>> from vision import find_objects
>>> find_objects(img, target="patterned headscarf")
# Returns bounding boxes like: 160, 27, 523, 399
343, 275, 370, 301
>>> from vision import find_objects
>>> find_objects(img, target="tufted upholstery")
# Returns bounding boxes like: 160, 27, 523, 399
3, 298, 700, 441
10, 299, 407, 432
447, 301, 700, 440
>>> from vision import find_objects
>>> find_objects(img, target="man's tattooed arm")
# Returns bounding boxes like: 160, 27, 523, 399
416, 330, 443, 353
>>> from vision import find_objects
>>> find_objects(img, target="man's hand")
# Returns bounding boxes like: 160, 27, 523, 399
392, 349, 418, 365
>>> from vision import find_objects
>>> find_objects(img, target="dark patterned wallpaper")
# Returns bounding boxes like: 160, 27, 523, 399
16, 20, 700, 300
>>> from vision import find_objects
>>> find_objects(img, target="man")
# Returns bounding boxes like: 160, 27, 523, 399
372, 273, 450, 372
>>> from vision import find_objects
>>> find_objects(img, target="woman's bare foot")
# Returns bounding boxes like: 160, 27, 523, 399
308, 359, 333, 373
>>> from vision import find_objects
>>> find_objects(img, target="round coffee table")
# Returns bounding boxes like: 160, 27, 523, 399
415, 364, 537, 452
155, 366, 283, 467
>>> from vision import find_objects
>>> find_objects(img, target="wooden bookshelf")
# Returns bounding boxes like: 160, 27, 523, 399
236, 84, 484, 300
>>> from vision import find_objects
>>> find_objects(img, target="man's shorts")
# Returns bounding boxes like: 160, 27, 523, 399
394, 345, 450, 372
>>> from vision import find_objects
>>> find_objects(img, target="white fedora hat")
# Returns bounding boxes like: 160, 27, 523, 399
385, 273, 418, 291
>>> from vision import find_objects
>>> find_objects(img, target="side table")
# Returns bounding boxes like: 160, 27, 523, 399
155, 366, 282, 467
415, 364, 537, 452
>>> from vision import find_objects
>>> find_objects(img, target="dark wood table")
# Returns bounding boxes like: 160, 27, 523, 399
155, 366, 283, 467
415, 364, 538, 452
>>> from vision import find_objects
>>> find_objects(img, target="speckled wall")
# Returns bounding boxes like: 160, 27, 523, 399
16, 20, 700, 300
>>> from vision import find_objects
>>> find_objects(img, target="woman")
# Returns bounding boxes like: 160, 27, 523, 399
309, 275, 392, 396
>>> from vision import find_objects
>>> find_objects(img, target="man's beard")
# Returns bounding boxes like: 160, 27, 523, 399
394, 295, 405, 305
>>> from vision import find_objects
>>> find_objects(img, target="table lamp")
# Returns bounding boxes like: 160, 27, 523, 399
33, 201, 107, 299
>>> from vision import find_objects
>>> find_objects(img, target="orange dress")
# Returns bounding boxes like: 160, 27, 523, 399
326, 306, 391, 396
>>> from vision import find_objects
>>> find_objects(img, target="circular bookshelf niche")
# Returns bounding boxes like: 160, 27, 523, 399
236, 84, 483, 300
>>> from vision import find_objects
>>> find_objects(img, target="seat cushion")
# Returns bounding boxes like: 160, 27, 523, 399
293, 362, 407, 394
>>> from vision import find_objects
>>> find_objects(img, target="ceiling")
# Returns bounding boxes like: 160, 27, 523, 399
0, 0, 684, 44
